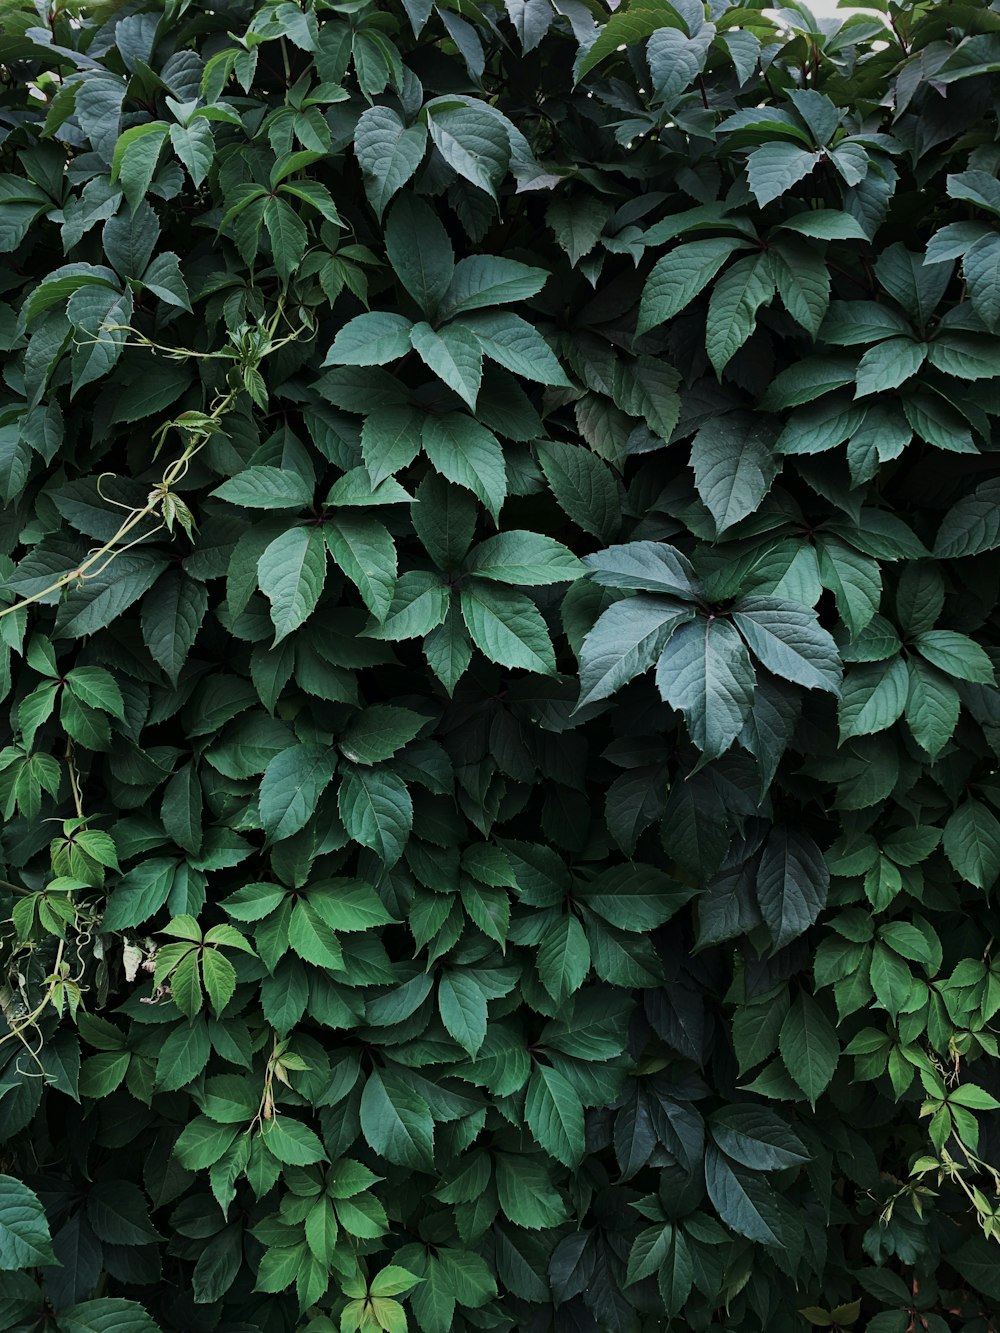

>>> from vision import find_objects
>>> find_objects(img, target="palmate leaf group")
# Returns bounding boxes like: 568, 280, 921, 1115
1, 0, 1000, 1331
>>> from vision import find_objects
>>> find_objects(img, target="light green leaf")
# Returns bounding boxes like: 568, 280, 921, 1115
944, 798, 1000, 890
731, 596, 842, 693
338, 766, 412, 867
355, 107, 428, 218
422, 413, 506, 521
325, 513, 397, 622
637, 237, 748, 334
655, 617, 756, 759
439, 971, 488, 1055
525, 1064, 585, 1167
259, 743, 337, 841
323, 312, 414, 367
705, 253, 776, 374
360, 1071, 434, 1168
0, 1176, 56, 1270
465, 531, 583, 585
460, 580, 556, 674
779, 994, 839, 1102
690, 413, 777, 532
258, 526, 327, 642
410, 321, 483, 409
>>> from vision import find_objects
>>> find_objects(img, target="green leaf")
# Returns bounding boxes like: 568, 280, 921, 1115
260, 1116, 326, 1166
913, 630, 995, 683
746, 142, 820, 206
58, 1299, 160, 1333
440, 256, 549, 319
535, 440, 621, 541
258, 526, 327, 642
494, 1152, 567, 1228
325, 513, 397, 622
465, 532, 583, 585
525, 1064, 585, 1167
583, 541, 700, 598
155, 1020, 211, 1091
169, 119, 214, 185
855, 337, 926, 398
576, 596, 693, 708
637, 238, 747, 334
905, 658, 960, 757
547, 194, 611, 264
709, 1107, 810, 1171
112, 124, 168, 212
64, 666, 124, 719
425, 101, 510, 198
731, 597, 842, 693
263, 196, 307, 284
705, 253, 776, 374
422, 413, 506, 521
438, 971, 488, 1055
536, 914, 590, 1003
340, 705, 425, 765
460, 580, 556, 674
779, 994, 839, 1102
355, 107, 428, 218
362, 405, 423, 486
838, 657, 908, 740
289, 900, 344, 969
384, 194, 454, 316
704, 1146, 785, 1246
0, 1175, 56, 1269
338, 766, 412, 867
770, 236, 830, 336
944, 799, 1000, 890
815, 537, 881, 637
102, 858, 177, 932
458, 311, 570, 386
690, 414, 777, 532
756, 827, 829, 950
934, 478, 1000, 558
360, 1071, 434, 1168
141, 573, 208, 684
655, 617, 756, 760
54, 552, 167, 638
322, 312, 414, 367
776, 209, 869, 240
259, 743, 337, 841
410, 321, 483, 409
577, 0, 686, 78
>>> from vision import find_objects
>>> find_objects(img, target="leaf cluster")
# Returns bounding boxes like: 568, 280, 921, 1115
1, 0, 1000, 1331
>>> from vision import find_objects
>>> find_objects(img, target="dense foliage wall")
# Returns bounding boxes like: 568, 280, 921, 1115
1, 0, 1000, 1329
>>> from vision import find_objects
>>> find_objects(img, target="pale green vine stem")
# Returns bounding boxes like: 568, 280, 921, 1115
0, 301, 306, 1053
0, 299, 307, 624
